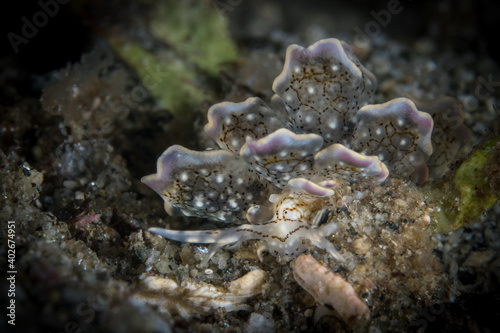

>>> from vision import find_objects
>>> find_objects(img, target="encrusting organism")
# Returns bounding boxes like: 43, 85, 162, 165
142, 38, 470, 265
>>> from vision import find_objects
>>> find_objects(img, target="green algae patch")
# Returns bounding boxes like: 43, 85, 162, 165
104, 0, 238, 141
424, 135, 500, 234
110, 41, 206, 114
149, 0, 238, 76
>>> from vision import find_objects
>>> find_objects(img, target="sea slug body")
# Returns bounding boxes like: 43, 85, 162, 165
142, 38, 470, 264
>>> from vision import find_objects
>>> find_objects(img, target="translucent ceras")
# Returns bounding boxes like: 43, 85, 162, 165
142, 38, 470, 265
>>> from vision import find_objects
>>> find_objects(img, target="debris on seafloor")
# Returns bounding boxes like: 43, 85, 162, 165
133, 269, 267, 319
293, 254, 369, 324
40, 48, 129, 142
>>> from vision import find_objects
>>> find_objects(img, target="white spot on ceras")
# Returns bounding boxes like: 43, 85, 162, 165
328, 119, 338, 129
409, 154, 415, 162
397, 118, 404, 126
194, 194, 205, 208
180, 172, 189, 182
331, 65, 339, 71
282, 174, 291, 181
362, 131, 369, 138
228, 198, 239, 209
299, 163, 309, 171
400, 139, 407, 146
305, 115, 312, 123
200, 169, 208, 176
307, 86, 315, 94
275, 164, 285, 171
378, 154, 385, 161
246, 114, 255, 121
231, 139, 239, 147
279, 151, 288, 158
246, 194, 253, 201
294, 66, 301, 73
376, 128, 382, 135
225, 117, 232, 125
285, 94, 293, 102
236, 178, 244, 185
216, 174, 224, 183
216, 211, 226, 221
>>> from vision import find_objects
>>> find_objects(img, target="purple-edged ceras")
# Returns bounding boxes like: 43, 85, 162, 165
142, 38, 470, 265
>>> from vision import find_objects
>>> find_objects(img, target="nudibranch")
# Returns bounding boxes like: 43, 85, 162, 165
142, 38, 470, 265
